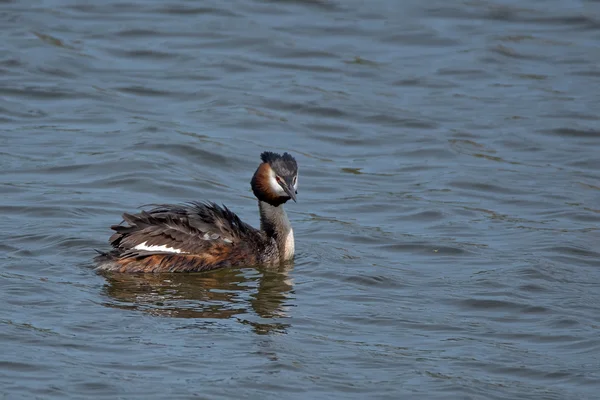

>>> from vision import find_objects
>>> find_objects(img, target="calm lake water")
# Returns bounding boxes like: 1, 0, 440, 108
2, 0, 600, 399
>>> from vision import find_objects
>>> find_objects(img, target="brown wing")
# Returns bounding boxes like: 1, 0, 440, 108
96, 202, 269, 272
108, 202, 261, 256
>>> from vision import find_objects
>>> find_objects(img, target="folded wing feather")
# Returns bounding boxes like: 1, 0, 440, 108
108, 202, 257, 256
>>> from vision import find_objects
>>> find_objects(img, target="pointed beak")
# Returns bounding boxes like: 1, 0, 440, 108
282, 182, 297, 202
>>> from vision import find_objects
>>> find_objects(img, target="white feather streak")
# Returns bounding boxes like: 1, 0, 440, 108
134, 241, 187, 254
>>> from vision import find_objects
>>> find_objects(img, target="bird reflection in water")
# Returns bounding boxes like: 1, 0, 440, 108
99, 265, 294, 334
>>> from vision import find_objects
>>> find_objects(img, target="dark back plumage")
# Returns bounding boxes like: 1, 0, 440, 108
96, 202, 274, 273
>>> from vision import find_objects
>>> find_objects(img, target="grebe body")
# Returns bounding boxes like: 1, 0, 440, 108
95, 152, 298, 273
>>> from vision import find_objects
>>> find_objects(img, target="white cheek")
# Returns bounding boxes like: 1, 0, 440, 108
269, 173, 286, 195
293, 175, 298, 191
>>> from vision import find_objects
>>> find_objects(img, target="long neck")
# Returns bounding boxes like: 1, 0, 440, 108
258, 201, 294, 261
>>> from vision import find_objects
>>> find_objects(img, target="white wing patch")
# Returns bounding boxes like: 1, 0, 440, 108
132, 235, 232, 254
134, 241, 188, 254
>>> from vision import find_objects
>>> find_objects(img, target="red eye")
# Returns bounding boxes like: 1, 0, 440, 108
276, 176, 282, 183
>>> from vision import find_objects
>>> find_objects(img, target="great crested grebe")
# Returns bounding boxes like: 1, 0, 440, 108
95, 151, 298, 273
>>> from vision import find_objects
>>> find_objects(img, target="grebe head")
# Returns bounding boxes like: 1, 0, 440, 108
251, 151, 298, 206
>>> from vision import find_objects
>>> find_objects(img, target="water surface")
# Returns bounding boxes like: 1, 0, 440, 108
1, 0, 600, 399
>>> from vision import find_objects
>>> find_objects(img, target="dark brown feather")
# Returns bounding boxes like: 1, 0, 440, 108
95, 202, 275, 273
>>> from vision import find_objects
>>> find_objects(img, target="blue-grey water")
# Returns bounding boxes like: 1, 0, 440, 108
2, 0, 600, 399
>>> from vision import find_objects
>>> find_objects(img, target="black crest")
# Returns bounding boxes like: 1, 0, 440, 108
260, 151, 298, 177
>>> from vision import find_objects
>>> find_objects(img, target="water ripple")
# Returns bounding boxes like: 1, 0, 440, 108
1, 0, 600, 399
